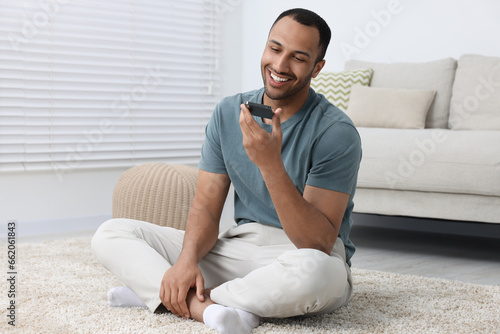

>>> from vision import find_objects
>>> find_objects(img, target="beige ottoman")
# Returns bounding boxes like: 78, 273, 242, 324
112, 163, 198, 230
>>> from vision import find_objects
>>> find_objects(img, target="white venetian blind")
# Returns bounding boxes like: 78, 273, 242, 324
0, 0, 221, 179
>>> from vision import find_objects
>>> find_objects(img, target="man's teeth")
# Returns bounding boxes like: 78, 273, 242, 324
271, 72, 289, 82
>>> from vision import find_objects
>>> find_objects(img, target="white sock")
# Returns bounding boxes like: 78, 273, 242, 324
203, 304, 260, 334
107, 286, 147, 308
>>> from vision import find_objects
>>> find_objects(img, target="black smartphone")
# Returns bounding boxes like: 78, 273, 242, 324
244, 101, 274, 119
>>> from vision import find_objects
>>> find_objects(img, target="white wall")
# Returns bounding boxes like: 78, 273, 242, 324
219, 1, 244, 97
239, 0, 500, 92
0, 168, 128, 236
3, 0, 500, 237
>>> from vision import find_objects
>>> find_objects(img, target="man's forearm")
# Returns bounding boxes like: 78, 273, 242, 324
261, 165, 339, 254
178, 205, 220, 265
177, 170, 230, 265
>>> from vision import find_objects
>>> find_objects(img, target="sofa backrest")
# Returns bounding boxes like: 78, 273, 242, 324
345, 58, 457, 129
449, 54, 500, 130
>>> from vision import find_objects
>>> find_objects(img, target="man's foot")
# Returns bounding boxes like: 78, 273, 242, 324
107, 286, 147, 308
203, 304, 260, 334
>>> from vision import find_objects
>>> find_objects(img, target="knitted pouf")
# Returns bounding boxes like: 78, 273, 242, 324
112, 163, 198, 230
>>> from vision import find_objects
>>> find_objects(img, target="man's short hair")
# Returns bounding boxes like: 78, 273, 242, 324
272, 8, 331, 63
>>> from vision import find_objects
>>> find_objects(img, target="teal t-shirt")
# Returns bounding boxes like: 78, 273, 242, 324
199, 87, 362, 265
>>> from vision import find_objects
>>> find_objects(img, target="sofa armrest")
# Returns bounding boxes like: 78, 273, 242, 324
112, 163, 198, 230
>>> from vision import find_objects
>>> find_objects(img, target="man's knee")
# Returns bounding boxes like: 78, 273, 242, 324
277, 248, 348, 298
210, 248, 350, 318
251, 249, 350, 317
91, 218, 136, 257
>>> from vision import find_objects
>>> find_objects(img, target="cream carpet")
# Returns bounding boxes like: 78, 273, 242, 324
1, 237, 498, 333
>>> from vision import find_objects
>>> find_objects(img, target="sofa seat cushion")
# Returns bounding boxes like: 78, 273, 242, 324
356, 128, 500, 196
354, 188, 500, 224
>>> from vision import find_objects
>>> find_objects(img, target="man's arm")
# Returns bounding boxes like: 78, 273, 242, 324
262, 170, 348, 254
160, 169, 230, 318
239, 105, 349, 254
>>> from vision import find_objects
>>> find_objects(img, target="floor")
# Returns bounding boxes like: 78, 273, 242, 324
349, 224, 500, 286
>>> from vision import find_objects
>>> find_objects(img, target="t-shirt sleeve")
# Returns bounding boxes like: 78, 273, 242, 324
306, 122, 362, 195
198, 105, 228, 174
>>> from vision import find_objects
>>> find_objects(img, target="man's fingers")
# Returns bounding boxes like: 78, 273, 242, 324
272, 108, 282, 136
160, 283, 173, 313
240, 103, 262, 133
177, 286, 190, 319
170, 288, 183, 316
196, 275, 205, 302
159, 284, 164, 303
239, 104, 253, 133
241, 103, 252, 118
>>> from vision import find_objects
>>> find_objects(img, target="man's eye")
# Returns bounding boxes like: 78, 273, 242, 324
294, 56, 305, 62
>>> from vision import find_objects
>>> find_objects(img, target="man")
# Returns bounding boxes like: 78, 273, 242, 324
92, 8, 361, 334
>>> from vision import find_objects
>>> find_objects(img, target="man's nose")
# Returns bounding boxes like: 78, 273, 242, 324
274, 54, 289, 74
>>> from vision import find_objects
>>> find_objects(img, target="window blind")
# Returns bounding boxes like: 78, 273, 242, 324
0, 0, 221, 180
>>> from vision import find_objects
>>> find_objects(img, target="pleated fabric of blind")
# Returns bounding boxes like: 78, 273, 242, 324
0, 0, 220, 179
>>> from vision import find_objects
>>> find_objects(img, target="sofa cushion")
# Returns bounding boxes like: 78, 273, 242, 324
345, 58, 457, 129
310, 68, 373, 111
448, 54, 500, 130
346, 85, 436, 129
356, 128, 500, 196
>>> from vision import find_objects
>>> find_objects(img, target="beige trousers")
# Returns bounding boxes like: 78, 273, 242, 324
91, 219, 352, 318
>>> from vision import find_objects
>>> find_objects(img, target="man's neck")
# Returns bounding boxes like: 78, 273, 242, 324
262, 88, 310, 123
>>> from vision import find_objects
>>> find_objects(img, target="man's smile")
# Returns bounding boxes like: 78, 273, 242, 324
267, 68, 293, 86
270, 72, 290, 83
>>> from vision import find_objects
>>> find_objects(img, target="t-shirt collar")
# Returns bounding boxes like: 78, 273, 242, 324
252, 87, 316, 130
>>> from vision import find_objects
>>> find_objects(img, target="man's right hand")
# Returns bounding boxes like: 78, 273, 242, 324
159, 258, 205, 319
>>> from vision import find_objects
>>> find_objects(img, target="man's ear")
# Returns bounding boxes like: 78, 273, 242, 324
312, 59, 326, 78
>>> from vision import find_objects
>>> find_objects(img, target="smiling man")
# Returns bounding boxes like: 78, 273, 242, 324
92, 8, 362, 334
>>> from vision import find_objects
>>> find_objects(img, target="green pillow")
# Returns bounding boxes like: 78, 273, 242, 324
311, 68, 373, 111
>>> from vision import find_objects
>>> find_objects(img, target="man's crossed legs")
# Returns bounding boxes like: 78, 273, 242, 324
91, 219, 352, 333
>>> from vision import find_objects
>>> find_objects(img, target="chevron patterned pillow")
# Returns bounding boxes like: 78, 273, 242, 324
311, 68, 373, 111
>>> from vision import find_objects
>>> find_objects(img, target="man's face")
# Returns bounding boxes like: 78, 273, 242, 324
261, 16, 323, 102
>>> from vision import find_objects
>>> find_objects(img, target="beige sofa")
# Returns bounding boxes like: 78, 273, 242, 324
344, 55, 500, 224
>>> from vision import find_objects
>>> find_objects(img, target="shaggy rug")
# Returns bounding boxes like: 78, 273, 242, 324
1, 237, 498, 333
